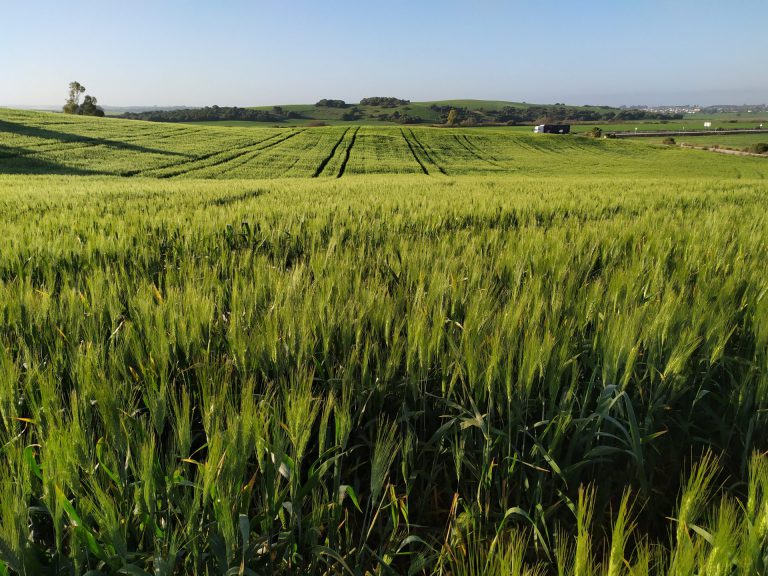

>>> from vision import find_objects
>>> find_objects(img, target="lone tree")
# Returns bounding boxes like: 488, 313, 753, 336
63, 81, 104, 116
63, 81, 85, 114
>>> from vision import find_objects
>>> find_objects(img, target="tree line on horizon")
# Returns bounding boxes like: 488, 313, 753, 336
119, 105, 304, 123
433, 104, 685, 125
115, 98, 684, 126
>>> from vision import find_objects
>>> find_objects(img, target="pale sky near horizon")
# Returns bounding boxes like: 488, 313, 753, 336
2, 0, 766, 108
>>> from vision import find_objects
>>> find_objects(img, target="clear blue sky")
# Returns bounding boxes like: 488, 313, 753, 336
2, 0, 766, 107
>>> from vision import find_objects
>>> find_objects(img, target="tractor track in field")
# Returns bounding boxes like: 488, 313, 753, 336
278, 155, 304, 177
209, 131, 308, 177
514, 137, 564, 157
120, 151, 233, 177
400, 129, 429, 174
1, 140, 98, 157
407, 129, 447, 175
126, 132, 291, 178
122, 144, 255, 177
337, 127, 359, 178
10, 124, 197, 148
462, 135, 502, 163
511, 137, 543, 155
126, 132, 286, 177
125, 129, 203, 144
5, 131, 195, 159
453, 135, 502, 167
167, 132, 301, 178
313, 128, 350, 177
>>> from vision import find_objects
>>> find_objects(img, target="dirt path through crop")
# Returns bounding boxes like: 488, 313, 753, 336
680, 144, 768, 158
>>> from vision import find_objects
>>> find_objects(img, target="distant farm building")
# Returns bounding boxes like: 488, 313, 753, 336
533, 124, 571, 134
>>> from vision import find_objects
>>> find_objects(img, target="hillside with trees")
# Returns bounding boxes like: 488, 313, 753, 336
117, 98, 684, 126
119, 106, 303, 123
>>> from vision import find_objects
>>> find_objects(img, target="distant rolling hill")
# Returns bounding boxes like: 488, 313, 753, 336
1, 108, 765, 180
116, 99, 670, 127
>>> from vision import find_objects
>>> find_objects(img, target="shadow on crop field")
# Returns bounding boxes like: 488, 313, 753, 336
0, 119, 191, 158
0, 143, 107, 175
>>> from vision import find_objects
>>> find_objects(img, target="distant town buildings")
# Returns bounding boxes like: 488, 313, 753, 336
620, 105, 702, 114
619, 104, 768, 115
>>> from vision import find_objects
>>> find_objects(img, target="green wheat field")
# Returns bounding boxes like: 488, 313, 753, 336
1, 109, 767, 575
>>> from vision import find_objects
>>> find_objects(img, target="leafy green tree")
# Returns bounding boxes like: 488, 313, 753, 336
63, 81, 85, 114
359, 97, 409, 107
79, 95, 105, 117
63, 81, 105, 116
316, 99, 347, 108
